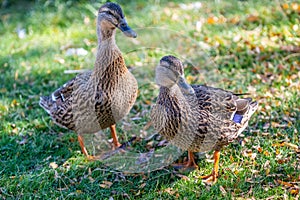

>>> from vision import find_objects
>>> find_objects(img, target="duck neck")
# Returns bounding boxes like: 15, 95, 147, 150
158, 86, 182, 109
159, 85, 189, 104
93, 26, 124, 76
97, 23, 117, 44
160, 86, 179, 97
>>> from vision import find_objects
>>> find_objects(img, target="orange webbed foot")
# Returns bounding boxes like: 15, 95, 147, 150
172, 151, 198, 171
198, 150, 221, 185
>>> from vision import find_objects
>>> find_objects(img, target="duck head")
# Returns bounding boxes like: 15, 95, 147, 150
155, 55, 195, 95
98, 2, 137, 38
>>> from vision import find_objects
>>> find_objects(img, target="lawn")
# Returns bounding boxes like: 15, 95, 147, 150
0, 0, 300, 199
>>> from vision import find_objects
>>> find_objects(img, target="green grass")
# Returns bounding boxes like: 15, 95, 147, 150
1, 0, 300, 199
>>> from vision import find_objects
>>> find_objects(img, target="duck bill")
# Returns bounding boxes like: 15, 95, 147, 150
177, 76, 195, 95
118, 19, 137, 38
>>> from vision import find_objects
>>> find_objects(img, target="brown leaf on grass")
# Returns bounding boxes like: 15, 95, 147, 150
163, 187, 177, 195
277, 180, 294, 188
143, 100, 152, 105
207, 16, 218, 24
176, 174, 190, 181
265, 168, 270, 176
277, 159, 287, 164
145, 141, 154, 149
57, 187, 68, 191
219, 186, 227, 195
271, 121, 287, 128
99, 181, 113, 189
243, 150, 257, 160
263, 151, 270, 157
54, 57, 65, 64
280, 46, 300, 53
290, 189, 299, 195
247, 15, 259, 22
291, 3, 299, 11
282, 142, 299, 152
83, 16, 90, 25
11, 99, 18, 107
257, 147, 263, 153
263, 160, 271, 175
139, 183, 146, 189
282, 3, 289, 10
88, 177, 95, 183
143, 121, 152, 131
263, 160, 270, 168
266, 196, 277, 200
134, 190, 141, 196
229, 16, 240, 24
49, 162, 58, 169
218, 15, 227, 23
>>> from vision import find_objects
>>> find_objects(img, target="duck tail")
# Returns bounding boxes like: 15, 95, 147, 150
233, 93, 250, 96
39, 96, 52, 114
233, 98, 258, 124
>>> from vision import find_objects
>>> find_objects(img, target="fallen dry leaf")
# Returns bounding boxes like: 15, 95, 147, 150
282, 142, 299, 151
277, 180, 294, 188
176, 174, 190, 181
76, 190, 82, 194
291, 3, 299, 11
219, 185, 227, 195
257, 147, 263, 153
139, 183, 146, 189
263, 151, 270, 157
265, 168, 270, 176
57, 187, 68, 191
280, 45, 300, 53
100, 180, 113, 189
277, 159, 286, 164
207, 16, 218, 24
163, 187, 177, 195
243, 150, 257, 160
290, 189, 299, 195
247, 15, 259, 22
282, 3, 289, 10
49, 162, 58, 169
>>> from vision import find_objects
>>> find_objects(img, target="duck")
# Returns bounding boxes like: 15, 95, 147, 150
151, 55, 258, 183
39, 2, 138, 159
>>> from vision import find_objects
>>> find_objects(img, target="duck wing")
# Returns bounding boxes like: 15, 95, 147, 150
39, 71, 92, 130
191, 85, 257, 123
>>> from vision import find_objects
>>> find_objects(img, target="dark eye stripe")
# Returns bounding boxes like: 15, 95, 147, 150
106, 10, 114, 16
100, 10, 121, 21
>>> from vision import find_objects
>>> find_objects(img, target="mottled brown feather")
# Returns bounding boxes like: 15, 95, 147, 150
151, 56, 258, 153
40, 3, 138, 139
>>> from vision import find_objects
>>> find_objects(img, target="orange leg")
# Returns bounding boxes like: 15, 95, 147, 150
77, 135, 95, 160
172, 151, 198, 170
200, 150, 220, 184
186, 151, 199, 169
109, 124, 121, 148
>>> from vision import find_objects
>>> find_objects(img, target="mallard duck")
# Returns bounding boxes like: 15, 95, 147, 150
39, 2, 138, 159
151, 55, 258, 183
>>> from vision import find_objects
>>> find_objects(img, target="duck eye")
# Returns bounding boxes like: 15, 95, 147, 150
120, 22, 126, 27
106, 11, 114, 16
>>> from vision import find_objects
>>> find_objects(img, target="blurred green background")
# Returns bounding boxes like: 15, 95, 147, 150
0, 0, 299, 199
